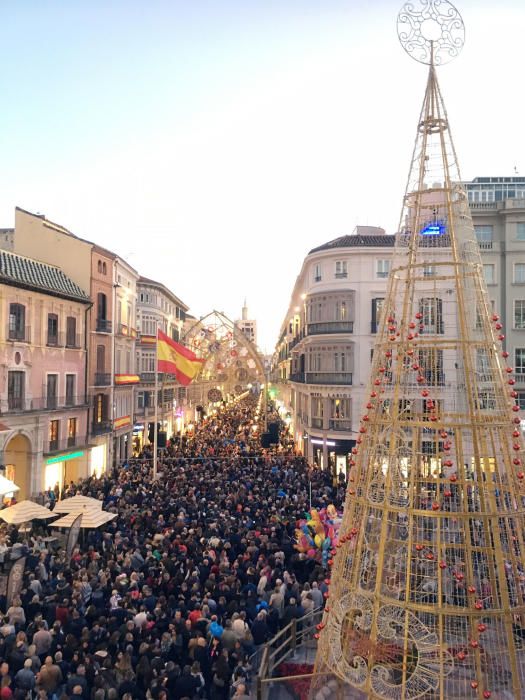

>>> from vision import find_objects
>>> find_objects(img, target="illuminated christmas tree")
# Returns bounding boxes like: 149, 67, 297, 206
312, 3, 525, 699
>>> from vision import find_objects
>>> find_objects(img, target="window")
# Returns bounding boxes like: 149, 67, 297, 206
49, 420, 59, 451
313, 264, 322, 282
476, 349, 490, 379
98, 260, 102, 273
335, 261, 348, 279
8, 303, 26, 341
102, 262, 107, 274
334, 352, 346, 372
47, 314, 59, 346
377, 260, 390, 278
371, 298, 384, 333
7, 371, 24, 410
517, 392, 525, 411
475, 225, 493, 248
483, 264, 495, 285
515, 349, 525, 375
67, 418, 77, 447
418, 349, 444, 385
66, 317, 77, 347
335, 301, 347, 321
515, 301, 525, 329
142, 352, 155, 373
423, 265, 436, 277
96, 345, 106, 373
94, 394, 108, 423
515, 264, 525, 284
419, 298, 444, 334
47, 374, 58, 409
96, 293, 109, 331
310, 352, 322, 372
65, 374, 75, 406
517, 223, 525, 241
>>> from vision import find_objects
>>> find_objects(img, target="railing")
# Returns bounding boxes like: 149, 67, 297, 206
44, 435, 89, 455
65, 333, 82, 349
307, 321, 353, 335
477, 240, 493, 250
311, 417, 323, 429
469, 201, 498, 209
314, 276, 322, 282
2, 395, 87, 413
94, 373, 111, 386
288, 330, 305, 350
91, 421, 112, 435
329, 418, 352, 431
140, 372, 177, 384
95, 318, 112, 333
289, 372, 353, 385
334, 271, 348, 278
255, 607, 323, 700
7, 326, 31, 343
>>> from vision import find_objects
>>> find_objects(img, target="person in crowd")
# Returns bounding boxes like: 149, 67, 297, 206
0, 395, 341, 699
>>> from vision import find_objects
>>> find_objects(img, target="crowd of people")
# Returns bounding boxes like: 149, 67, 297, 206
0, 394, 345, 700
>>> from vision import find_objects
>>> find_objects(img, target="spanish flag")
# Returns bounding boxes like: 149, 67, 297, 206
157, 330, 205, 386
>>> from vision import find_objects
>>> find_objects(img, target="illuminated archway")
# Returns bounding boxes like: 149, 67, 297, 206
183, 310, 266, 399
4, 433, 31, 499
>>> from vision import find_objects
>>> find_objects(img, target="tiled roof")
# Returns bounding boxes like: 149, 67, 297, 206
0, 250, 90, 302
309, 235, 396, 254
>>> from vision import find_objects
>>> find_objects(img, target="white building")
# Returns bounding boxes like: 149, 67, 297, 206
235, 300, 257, 347
275, 226, 394, 475
135, 277, 189, 447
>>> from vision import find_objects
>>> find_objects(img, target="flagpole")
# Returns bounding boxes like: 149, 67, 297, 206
153, 325, 159, 480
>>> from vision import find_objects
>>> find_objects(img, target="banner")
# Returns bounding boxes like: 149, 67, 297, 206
6, 556, 26, 608
66, 513, 82, 559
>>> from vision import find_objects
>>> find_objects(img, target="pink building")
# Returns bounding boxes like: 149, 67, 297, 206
0, 249, 91, 497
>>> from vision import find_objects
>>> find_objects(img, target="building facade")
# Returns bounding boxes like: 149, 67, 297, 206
0, 249, 91, 497
466, 176, 525, 411
275, 227, 394, 475
235, 300, 257, 347
135, 277, 188, 449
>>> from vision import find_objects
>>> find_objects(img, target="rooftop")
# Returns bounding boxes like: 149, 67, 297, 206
309, 227, 395, 254
0, 249, 91, 303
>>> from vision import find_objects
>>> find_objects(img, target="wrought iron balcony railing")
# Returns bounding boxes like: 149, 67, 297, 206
289, 372, 353, 385
2, 395, 88, 413
307, 321, 354, 335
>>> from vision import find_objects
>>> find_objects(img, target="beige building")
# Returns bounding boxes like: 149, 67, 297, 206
235, 300, 257, 347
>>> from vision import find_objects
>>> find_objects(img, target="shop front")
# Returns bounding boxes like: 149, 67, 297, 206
310, 436, 356, 478
44, 448, 90, 494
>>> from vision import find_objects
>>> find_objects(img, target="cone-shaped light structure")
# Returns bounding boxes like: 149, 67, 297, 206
312, 25, 525, 700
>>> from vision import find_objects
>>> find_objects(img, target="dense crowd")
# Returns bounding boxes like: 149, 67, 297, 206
0, 394, 345, 700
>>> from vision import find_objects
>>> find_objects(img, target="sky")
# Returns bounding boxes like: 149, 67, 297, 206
0, 0, 523, 352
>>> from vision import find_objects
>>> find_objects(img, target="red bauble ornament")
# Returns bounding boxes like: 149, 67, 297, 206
444, 460, 453, 467
513, 431, 521, 438
314, 633, 320, 640
366, 403, 373, 409
483, 692, 492, 699
439, 561, 447, 569
518, 472, 524, 480
407, 333, 414, 340
495, 323, 503, 330
370, 391, 377, 398
362, 415, 370, 421
475, 600, 483, 610
470, 640, 479, 648
492, 314, 499, 321
499, 334, 505, 340
374, 379, 381, 386
503, 351, 510, 358
387, 316, 395, 323
409, 322, 416, 329
450, 474, 458, 482
415, 312, 423, 319
432, 502, 440, 511
506, 367, 514, 373
421, 390, 429, 397
512, 405, 520, 412
457, 651, 466, 661
440, 431, 448, 438
509, 379, 516, 385
412, 364, 420, 371
513, 443, 521, 451
467, 586, 476, 594
444, 490, 452, 497
471, 681, 479, 689
417, 376, 425, 384
514, 417, 521, 424
478, 623, 486, 633
511, 391, 518, 398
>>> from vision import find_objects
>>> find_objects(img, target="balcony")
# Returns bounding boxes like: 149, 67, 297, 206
314, 276, 322, 282
140, 372, 177, 384
91, 421, 112, 435
44, 435, 89, 455
308, 321, 354, 335
289, 372, 353, 385
7, 326, 31, 343
96, 318, 112, 333
477, 240, 493, 250
329, 418, 352, 431
94, 373, 111, 387
1, 395, 88, 414
335, 272, 348, 279
311, 417, 323, 429
65, 334, 82, 349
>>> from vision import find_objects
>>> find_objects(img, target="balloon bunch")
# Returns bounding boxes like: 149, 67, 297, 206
294, 505, 342, 566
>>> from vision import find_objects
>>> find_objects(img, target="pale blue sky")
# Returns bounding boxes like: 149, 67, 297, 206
0, 1, 523, 351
